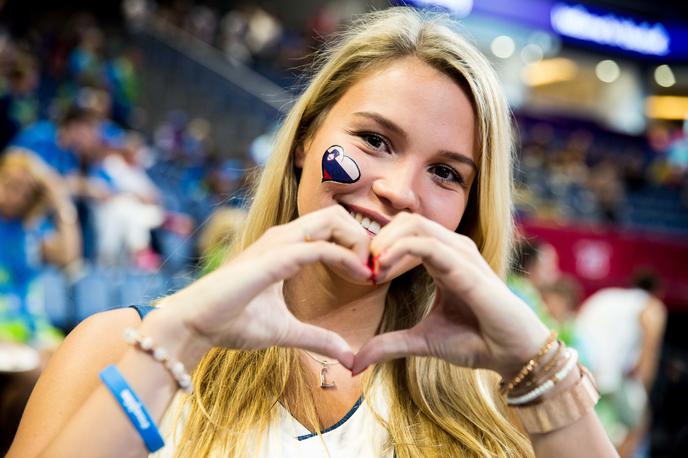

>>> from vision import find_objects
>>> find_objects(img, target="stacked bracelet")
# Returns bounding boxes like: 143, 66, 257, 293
513, 365, 600, 434
507, 348, 579, 406
123, 327, 193, 393
500, 330, 558, 395
100, 365, 165, 452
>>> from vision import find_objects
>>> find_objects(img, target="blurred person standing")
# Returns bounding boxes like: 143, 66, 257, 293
0, 152, 80, 454
576, 272, 667, 457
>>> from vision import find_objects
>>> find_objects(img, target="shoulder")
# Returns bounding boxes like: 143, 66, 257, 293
8, 307, 143, 457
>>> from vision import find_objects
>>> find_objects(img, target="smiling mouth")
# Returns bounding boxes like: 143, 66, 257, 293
340, 204, 388, 236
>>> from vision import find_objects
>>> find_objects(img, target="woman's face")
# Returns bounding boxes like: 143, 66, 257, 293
296, 56, 478, 281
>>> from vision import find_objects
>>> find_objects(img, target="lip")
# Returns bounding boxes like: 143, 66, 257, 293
340, 203, 392, 228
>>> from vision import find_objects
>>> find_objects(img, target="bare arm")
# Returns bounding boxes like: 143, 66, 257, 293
634, 297, 667, 390
33, 165, 81, 266
41, 200, 81, 267
8, 304, 211, 458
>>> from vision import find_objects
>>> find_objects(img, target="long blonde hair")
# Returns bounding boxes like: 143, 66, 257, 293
171, 7, 531, 457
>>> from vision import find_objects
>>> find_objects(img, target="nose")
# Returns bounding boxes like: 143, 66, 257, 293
371, 162, 420, 212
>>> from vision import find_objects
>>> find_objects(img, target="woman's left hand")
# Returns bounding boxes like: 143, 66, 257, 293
352, 212, 550, 379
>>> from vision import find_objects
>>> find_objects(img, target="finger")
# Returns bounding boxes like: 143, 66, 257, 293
351, 329, 429, 375
200, 241, 370, 311
377, 236, 458, 280
371, 212, 440, 256
275, 205, 371, 263
264, 240, 371, 284
281, 321, 355, 370
371, 213, 484, 272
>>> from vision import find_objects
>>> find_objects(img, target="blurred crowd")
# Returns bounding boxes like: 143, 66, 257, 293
508, 239, 669, 457
125, 0, 358, 87
0, 12, 253, 451
514, 116, 688, 232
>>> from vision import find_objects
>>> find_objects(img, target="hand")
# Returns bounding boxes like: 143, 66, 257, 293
163, 205, 372, 369
352, 212, 550, 378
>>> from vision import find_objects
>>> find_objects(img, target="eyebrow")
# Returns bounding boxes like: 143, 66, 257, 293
352, 111, 478, 172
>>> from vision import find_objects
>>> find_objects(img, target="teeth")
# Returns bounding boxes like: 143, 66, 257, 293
346, 207, 382, 235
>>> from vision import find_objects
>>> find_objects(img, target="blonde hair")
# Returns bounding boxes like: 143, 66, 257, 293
0, 149, 51, 222
172, 7, 530, 457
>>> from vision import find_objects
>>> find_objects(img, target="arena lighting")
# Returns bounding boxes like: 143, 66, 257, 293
521, 43, 544, 63
655, 65, 676, 88
595, 60, 620, 83
550, 3, 670, 56
521, 58, 578, 86
491, 35, 515, 59
645, 96, 688, 120
401, 0, 473, 17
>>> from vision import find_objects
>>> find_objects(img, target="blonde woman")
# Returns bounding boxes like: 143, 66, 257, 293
9, 8, 616, 458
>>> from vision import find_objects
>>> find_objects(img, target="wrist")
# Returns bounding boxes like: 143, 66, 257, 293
496, 324, 551, 380
137, 300, 213, 372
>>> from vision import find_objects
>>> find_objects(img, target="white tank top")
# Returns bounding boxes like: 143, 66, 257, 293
153, 386, 393, 458
575, 287, 649, 393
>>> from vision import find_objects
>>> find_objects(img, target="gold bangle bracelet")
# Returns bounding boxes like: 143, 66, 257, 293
511, 340, 565, 397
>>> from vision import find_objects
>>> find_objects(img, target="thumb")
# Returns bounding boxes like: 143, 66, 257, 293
281, 321, 355, 370
352, 329, 428, 376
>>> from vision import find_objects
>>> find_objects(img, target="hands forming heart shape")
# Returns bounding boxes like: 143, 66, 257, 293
168, 205, 549, 380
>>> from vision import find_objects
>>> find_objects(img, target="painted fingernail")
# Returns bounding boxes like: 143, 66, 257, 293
369, 269, 377, 286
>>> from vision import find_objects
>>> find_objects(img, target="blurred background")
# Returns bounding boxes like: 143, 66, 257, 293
0, 0, 685, 456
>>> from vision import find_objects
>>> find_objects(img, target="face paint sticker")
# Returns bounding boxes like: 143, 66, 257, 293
321, 145, 361, 184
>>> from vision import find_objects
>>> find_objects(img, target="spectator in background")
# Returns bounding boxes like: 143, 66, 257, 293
507, 239, 565, 341
0, 151, 80, 347
0, 54, 40, 150
196, 207, 247, 275
10, 105, 110, 260
96, 130, 164, 268
10, 105, 102, 179
588, 155, 626, 224
576, 271, 667, 457
539, 275, 583, 350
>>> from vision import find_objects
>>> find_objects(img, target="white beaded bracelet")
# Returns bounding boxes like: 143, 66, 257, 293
123, 327, 193, 394
507, 348, 579, 406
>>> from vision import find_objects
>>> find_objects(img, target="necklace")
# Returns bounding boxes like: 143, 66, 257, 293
303, 351, 339, 389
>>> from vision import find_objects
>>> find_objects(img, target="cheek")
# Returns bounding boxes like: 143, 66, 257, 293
423, 189, 468, 231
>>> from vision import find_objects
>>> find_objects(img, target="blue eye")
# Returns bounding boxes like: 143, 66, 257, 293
429, 164, 465, 186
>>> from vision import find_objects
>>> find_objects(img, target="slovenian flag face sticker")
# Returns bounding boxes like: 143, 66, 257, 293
321, 145, 361, 184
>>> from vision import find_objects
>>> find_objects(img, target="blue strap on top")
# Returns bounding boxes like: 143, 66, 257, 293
129, 304, 156, 320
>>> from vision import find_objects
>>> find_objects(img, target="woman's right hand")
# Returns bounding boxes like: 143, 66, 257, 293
159, 205, 371, 369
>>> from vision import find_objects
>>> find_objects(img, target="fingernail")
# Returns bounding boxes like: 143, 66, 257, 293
369, 270, 377, 286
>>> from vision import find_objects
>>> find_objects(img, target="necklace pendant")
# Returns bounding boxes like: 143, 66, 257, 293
320, 366, 336, 389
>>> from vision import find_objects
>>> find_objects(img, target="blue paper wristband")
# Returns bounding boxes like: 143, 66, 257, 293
99, 364, 165, 452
